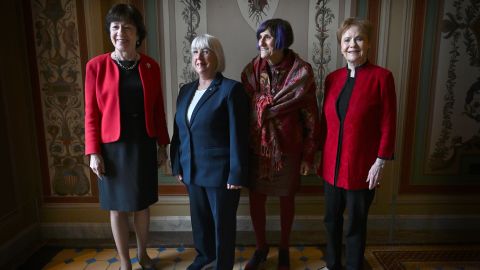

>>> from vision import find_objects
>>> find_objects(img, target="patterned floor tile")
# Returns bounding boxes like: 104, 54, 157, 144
41, 246, 329, 270
84, 261, 109, 270
31, 244, 480, 270
94, 249, 118, 260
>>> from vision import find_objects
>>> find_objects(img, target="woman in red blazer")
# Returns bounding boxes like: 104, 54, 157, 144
318, 18, 396, 270
84, 4, 169, 270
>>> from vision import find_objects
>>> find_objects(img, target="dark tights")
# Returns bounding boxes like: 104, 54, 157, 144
248, 191, 295, 249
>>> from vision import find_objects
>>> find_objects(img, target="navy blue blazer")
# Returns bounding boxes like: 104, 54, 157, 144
170, 73, 249, 187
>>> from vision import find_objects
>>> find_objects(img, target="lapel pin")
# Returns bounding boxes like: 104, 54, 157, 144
146, 63, 151, 68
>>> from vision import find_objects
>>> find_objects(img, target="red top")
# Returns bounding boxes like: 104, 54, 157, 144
84, 53, 169, 155
318, 63, 396, 190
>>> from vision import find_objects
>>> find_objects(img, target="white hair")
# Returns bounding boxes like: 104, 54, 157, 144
190, 34, 226, 73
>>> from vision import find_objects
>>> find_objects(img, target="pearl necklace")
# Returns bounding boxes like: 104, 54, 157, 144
113, 52, 139, 70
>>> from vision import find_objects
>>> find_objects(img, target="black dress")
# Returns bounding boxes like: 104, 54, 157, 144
98, 59, 158, 211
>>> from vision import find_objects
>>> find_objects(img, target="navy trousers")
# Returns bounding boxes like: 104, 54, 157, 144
323, 181, 375, 270
187, 184, 241, 270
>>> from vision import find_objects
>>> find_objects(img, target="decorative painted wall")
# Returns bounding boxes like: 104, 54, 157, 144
401, 0, 480, 192
308, 0, 351, 104
175, 0, 206, 88
29, 0, 95, 202
163, 0, 357, 93
237, 0, 279, 30
427, 0, 480, 173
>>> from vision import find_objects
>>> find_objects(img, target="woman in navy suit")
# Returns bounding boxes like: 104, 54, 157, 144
170, 34, 250, 270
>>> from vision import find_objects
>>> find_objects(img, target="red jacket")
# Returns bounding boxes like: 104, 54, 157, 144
318, 63, 396, 190
84, 53, 169, 155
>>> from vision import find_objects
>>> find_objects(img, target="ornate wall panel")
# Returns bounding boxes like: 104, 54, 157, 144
28, 0, 94, 202
401, 0, 480, 193
237, 0, 279, 30
175, 0, 207, 88
308, 0, 355, 104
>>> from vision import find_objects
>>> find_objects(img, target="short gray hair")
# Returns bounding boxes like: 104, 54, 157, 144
191, 34, 225, 73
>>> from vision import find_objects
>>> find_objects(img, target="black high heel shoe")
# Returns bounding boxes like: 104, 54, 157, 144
138, 255, 156, 270
244, 246, 270, 270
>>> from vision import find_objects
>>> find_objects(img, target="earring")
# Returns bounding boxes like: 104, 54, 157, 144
136, 40, 140, 46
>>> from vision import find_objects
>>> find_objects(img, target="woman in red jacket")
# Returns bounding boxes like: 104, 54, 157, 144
318, 18, 396, 270
84, 4, 169, 270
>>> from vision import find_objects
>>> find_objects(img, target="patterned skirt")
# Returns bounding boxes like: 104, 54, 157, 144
249, 151, 302, 196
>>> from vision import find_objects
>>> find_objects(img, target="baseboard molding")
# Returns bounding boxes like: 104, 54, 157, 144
41, 215, 480, 244
0, 224, 43, 270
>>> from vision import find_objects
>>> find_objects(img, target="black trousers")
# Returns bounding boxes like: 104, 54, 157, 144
323, 181, 375, 270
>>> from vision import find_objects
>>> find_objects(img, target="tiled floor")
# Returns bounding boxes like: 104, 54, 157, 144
42, 246, 326, 270
25, 244, 480, 269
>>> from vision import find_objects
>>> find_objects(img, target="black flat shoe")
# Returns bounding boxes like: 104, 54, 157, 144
244, 246, 270, 270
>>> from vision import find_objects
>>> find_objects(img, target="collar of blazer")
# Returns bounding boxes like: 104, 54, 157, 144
187, 72, 224, 125
195, 72, 224, 92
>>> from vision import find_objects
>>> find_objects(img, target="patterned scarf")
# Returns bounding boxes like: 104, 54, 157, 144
241, 50, 316, 174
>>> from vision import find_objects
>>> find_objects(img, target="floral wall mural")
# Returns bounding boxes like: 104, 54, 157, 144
30, 0, 92, 201
402, 0, 480, 192
428, 0, 480, 172
237, 0, 279, 30
175, 0, 206, 88
309, 0, 336, 105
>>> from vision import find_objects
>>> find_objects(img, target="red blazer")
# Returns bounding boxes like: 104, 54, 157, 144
318, 63, 396, 190
84, 53, 169, 155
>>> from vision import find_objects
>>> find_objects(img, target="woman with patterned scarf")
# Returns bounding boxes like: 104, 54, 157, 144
241, 18, 320, 270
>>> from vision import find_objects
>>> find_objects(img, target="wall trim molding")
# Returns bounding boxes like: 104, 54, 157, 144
376, 0, 391, 67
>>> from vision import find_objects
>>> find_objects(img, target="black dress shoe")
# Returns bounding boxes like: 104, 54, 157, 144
187, 259, 215, 270
244, 246, 270, 270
